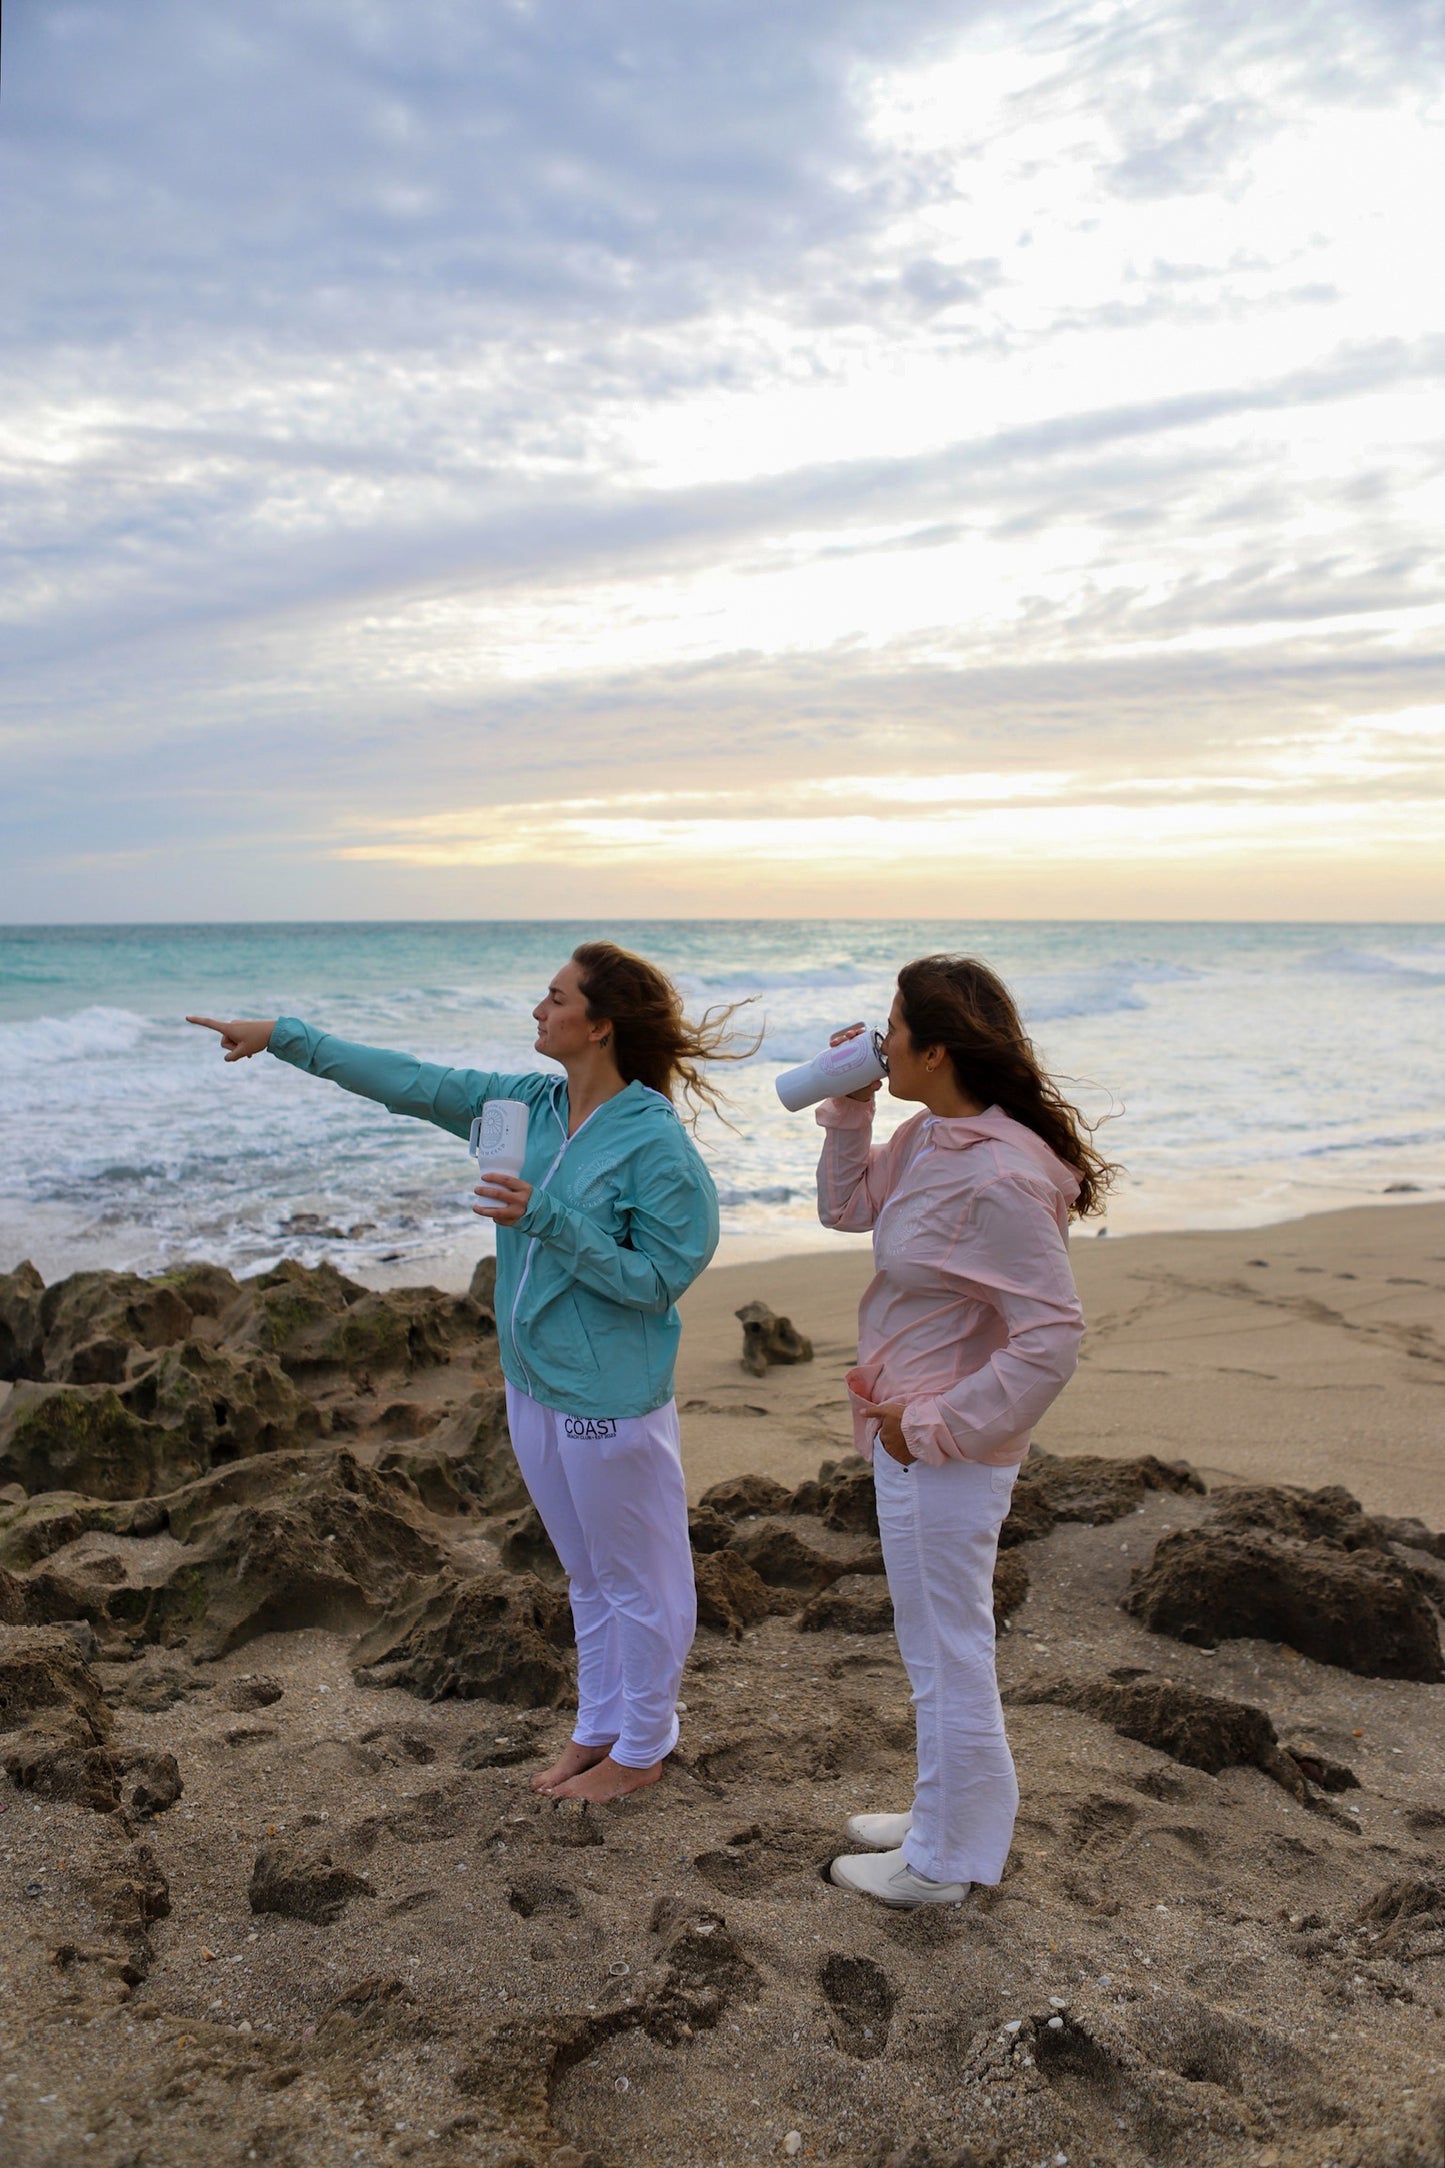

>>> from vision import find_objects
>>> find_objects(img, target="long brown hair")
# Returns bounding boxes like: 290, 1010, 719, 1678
572, 941, 759, 1124
895, 955, 1118, 1217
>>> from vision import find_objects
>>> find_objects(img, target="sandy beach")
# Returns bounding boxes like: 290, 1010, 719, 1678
0, 1200, 1442, 2167
677, 1202, 1445, 1521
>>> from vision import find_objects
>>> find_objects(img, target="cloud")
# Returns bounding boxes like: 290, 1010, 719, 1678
2, 0, 1444, 919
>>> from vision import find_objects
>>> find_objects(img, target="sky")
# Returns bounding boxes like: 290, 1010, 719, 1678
3, 0, 1444, 922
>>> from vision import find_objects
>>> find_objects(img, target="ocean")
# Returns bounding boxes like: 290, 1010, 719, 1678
2, 920, 1442, 1290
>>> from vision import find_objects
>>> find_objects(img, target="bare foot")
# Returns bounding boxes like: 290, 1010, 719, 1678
549, 1754, 663, 1804
530, 1741, 613, 1794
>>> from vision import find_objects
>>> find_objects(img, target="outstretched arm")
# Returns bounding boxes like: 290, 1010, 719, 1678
188, 1014, 530, 1145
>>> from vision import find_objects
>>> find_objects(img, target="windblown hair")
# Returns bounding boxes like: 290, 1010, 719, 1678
895, 954, 1118, 1218
572, 941, 759, 1124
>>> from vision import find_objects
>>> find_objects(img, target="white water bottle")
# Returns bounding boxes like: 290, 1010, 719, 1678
468, 1100, 529, 1216
775, 1028, 886, 1112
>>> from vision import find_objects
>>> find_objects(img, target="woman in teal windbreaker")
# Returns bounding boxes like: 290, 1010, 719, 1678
190, 942, 742, 1805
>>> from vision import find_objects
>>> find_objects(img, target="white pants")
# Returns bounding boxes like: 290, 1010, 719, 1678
874, 1445, 1020, 1886
504, 1384, 696, 1769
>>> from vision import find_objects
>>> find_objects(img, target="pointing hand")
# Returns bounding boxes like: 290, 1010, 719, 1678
187, 1016, 277, 1062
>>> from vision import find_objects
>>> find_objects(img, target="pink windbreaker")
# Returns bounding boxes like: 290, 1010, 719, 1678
816, 1096, 1085, 1468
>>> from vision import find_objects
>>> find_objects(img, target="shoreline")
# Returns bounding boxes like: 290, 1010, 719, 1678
266, 1180, 1445, 1297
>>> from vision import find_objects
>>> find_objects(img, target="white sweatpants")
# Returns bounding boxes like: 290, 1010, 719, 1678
504, 1384, 696, 1769
873, 1444, 1020, 1886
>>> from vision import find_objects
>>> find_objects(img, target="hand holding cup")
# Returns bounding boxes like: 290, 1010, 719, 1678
828, 1022, 884, 1105
473, 1174, 532, 1226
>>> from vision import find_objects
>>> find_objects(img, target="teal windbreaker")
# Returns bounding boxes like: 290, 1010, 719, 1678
268, 1019, 719, 1418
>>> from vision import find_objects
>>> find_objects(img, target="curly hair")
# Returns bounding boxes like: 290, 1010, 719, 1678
572, 941, 759, 1124
895, 954, 1119, 1217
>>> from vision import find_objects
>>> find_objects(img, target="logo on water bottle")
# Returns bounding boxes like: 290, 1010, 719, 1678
479, 1106, 508, 1153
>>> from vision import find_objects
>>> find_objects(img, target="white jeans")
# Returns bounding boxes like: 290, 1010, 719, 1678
873, 1445, 1020, 1886
504, 1384, 696, 1769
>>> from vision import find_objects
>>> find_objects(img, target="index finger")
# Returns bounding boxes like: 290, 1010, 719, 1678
185, 1016, 227, 1033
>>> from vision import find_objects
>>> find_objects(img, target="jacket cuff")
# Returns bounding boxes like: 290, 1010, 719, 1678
900, 1398, 953, 1467
815, 1097, 876, 1129
516, 1188, 564, 1242
267, 1017, 309, 1066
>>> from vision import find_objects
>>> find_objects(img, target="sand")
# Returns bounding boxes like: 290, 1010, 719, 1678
677, 1202, 1445, 1520
0, 1202, 1442, 2168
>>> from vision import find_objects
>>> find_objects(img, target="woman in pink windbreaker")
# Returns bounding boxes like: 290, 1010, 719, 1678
819, 955, 1114, 1909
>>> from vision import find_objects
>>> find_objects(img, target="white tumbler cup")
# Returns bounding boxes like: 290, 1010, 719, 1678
469, 1099, 529, 1215
775, 1028, 887, 1112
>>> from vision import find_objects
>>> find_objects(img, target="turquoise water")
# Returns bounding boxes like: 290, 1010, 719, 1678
2, 920, 1442, 1286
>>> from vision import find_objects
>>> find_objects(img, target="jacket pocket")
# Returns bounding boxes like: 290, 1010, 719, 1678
526, 1289, 604, 1400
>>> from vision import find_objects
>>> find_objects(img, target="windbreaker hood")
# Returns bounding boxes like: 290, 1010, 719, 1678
925, 1106, 1081, 1208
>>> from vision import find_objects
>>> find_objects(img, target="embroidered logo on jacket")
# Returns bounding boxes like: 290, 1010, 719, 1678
563, 1416, 618, 1440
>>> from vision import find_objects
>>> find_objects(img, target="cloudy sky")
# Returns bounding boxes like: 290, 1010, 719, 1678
4, 0, 1443, 921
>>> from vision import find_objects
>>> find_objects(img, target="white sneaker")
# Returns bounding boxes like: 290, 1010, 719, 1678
829, 1847, 971, 1908
844, 1810, 913, 1850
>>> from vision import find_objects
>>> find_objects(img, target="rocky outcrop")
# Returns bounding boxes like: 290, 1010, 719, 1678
1016, 1671, 1326, 1804
1210, 1483, 1445, 1606
0, 1261, 46, 1381
414, 1384, 524, 1511
0, 1623, 118, 1811
1208, 1481, 1390, 1551
227, 1261, 491, 1382
1, 1265, 500, 1507
249, 1840, 373, 1923
693, 1549, 774, 1638
735, 1300, 813, 1377
726, 1517, 883, 1596
12, 1451, 449, 1658
123, 1339, 317, 1464
1125, 1515, 1444, 1681
0, 1622, 111, 1743
1001, 1449, 1206, 1548
497, 1502, 563, 1581
992, 1547, 1031, 1627
0, 1384, 183, 1500
698, 1472, 793, 1520
786, 1458, 879, 1537
352, 1568, 575, 1704
0, 1491, 165, 1573
117, 1747, 183, 1817
687, 1504, 737, 1555
38, 1269, 197, 1386
155, 1451, 446, 1654
798, 1573, 894, 1634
